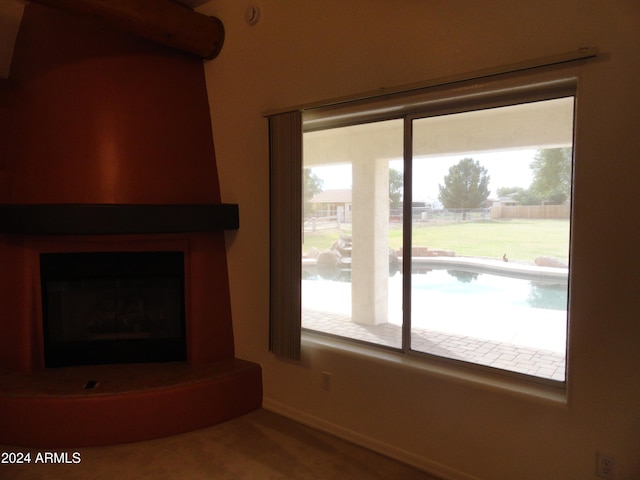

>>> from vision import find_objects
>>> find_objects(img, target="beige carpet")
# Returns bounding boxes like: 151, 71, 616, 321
1, 409, 440, 479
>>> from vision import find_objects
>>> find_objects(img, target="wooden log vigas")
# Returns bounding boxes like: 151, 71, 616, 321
30, 0, 224, 59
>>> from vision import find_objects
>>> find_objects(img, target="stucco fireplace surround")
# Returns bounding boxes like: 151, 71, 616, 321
0, 3, 262, 447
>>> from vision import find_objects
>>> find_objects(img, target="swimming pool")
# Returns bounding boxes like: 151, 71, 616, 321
302, 262, 568, 354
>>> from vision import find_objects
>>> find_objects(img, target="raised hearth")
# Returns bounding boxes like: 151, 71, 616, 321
0, 360, 262, 447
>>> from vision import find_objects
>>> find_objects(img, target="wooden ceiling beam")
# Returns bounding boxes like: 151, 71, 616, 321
30, 0, 224, 59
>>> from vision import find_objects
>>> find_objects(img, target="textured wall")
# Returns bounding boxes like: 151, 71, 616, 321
202, 1, 640, 479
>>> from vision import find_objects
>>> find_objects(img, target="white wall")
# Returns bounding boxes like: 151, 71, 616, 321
201, 1, 640, 479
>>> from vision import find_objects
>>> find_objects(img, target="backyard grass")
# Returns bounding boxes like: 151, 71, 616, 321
302, 219, 570, 263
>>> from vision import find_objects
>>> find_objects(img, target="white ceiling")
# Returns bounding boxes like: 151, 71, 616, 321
0, 0, 213, 79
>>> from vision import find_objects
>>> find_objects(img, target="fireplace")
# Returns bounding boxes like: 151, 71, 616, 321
40, 251, 187, 368
0, 232, 263, 448
0, 3, 262, 448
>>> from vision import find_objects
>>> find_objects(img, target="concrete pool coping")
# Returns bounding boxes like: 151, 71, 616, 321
408, 256, 568, 282
303, 255, 568, 282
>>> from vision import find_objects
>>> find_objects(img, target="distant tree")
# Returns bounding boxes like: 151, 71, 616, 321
389, 168, 403, 208
515, 189, 544, 206
496, 186, 542, 206
438, 158, 490, 217
530, 147, 572, 204
304, 168, 323, 216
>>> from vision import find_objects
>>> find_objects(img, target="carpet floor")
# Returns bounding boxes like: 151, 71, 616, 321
1, 408, 441, 479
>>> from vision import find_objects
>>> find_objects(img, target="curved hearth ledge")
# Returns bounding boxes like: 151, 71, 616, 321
0, 359, 262, 448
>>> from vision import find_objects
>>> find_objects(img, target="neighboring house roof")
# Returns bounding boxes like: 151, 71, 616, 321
310, 189, 352, 203
495, 195, 520, 205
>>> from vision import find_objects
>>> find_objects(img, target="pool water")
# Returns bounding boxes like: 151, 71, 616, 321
302, 268, 568, 353
407, 269, 567, 311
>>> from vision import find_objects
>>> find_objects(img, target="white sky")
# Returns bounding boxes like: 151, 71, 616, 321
311, 149, 536, 202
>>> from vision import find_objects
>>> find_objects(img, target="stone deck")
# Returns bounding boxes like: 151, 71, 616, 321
303, 309, 566, 382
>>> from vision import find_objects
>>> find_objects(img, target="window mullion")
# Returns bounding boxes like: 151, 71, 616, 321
402, 115, 413, 353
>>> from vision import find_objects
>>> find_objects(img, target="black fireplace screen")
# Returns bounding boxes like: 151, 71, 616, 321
40, 252, 186, 368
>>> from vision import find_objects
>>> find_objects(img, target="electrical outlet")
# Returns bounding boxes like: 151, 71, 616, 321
321, 371, 332, 391
596, 452, 614, 478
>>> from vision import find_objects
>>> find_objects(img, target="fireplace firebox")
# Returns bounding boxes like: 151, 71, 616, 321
40, 251, 186, 368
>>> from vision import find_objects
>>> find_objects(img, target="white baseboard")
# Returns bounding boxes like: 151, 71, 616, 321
262, 397, 482, 480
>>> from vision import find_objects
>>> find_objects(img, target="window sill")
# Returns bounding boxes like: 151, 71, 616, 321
301, 331, 568, 405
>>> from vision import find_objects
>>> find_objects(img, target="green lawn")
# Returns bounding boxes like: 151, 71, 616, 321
303, 219, 570, 263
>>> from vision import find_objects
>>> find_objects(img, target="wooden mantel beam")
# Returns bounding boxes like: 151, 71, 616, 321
30, 0, 224, 59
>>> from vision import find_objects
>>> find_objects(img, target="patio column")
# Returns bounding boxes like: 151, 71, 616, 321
351, 156, 388, 325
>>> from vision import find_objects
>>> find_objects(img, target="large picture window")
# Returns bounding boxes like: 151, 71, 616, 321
272, 77, 576, 386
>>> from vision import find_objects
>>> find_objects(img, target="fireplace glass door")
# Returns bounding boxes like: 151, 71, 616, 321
41, 252, 186, 368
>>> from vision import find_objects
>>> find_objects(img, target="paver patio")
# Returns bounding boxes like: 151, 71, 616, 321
303, 308, 566, 382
